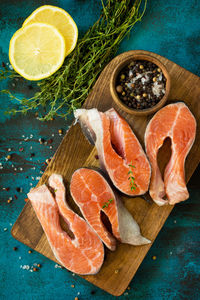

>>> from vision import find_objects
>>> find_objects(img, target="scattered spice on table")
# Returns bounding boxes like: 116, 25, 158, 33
116, 60, 166, 110
13, 247, 18, 251
71, 284, 75, 288
152, 255, 157, 260
28, 250, 32, 254
6, 155, 11, 160
33, 267, 37, 272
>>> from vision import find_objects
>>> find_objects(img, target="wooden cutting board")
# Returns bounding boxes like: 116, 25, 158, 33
11, 50, 200, 296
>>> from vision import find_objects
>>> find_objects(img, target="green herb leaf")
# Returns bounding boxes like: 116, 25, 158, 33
102, 198, 113, 209
128, 162, 137, 191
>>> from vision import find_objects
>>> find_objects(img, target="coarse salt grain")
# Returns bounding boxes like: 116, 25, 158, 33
30, 183, 33, 186
36, 177, 41, 180
22, 135, 25, 138
4, 228, 8, 231
52, 134, 55, 137
30, 146, 33, 150
8, 148, 11, 152
55, 264, 62, 269
19, 167, 23, 171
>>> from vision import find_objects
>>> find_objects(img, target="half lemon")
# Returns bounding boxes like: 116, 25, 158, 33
9, 23, 66, 81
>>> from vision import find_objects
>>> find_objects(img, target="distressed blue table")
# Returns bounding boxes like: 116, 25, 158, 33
0, 1, 200, 299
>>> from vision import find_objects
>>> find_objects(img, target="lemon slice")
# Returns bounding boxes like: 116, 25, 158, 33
9, 23, 66, 81
23, 5, 78, 56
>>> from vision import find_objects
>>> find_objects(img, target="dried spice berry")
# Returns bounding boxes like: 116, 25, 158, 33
115, 60, 166, 110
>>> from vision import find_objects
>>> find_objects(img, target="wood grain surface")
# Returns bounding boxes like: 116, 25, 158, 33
11, 50, 200, 296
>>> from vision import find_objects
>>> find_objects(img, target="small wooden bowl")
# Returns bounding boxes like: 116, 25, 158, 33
110, 53, 171, 116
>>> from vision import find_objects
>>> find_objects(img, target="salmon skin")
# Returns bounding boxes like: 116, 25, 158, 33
70, 168, 150, 250
28, 174, 104, 275
74, 108, 151, 196
145, 102, 196, 206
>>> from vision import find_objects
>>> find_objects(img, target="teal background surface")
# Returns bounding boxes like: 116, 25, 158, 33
0, 1, 200, 299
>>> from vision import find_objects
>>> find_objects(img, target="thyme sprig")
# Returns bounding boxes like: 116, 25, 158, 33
102, 198, 113, 209
1, 0, 147, 120
128, 163, 137, 191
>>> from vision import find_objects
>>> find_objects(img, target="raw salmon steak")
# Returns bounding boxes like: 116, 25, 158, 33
70, 168, 150, 250
145, 102, 196, 206
28, 177, 104, 275
74, 108, 151, 196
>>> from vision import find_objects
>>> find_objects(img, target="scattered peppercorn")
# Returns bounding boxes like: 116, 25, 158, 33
28, 250, 32, 254
47, 139, 53, 144
91, 290, 96, 295
6, 155, 11, 160
33, 267, 37, 272
127, 286, 131, 290
58, 129, 63, 134
2, 62, 6, 68
46, 158, 51, 164
71, 284, 75, 288
30, 153, 35, 157
16, 187, 21, 192
14, 195, 18, 199
116, 85, 123, 93
5, 187, 10, 191
39, 138, 45, 144
28, 85, 33, 90
13, 247, 18, 251
152, 255, 157, 260
7, 199, 11, 203
37, 264, 41, 268
19, 147, 24, 152
95, 155, 99, 160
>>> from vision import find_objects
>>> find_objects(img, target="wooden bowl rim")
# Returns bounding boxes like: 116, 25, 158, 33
110, 53, 171, 116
